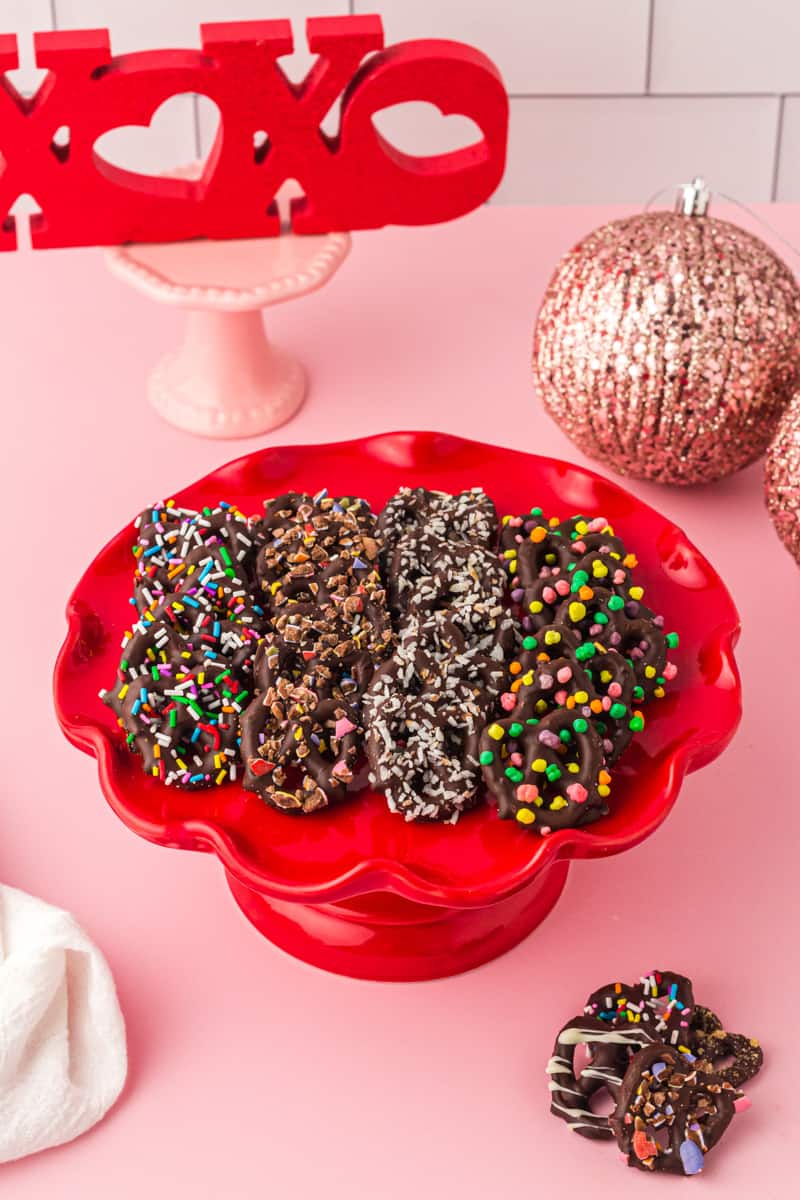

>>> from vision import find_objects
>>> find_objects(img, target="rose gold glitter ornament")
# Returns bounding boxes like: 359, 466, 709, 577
765, 393, 800, 565
533, 179, 800, 484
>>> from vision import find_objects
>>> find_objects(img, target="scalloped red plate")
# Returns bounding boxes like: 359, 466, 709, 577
54, 432, 741, 979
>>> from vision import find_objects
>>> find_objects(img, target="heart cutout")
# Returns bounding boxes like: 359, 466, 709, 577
93, 92, 220, 178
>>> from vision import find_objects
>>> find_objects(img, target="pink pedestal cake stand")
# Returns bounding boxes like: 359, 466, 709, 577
105, 231, 351, 438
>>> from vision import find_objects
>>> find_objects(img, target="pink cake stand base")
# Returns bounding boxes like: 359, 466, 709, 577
106, 231, 351, 438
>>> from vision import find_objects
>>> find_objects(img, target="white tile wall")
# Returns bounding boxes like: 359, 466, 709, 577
775, 98, 800, 200
2, 1, 54, 92
5, 1, 800, 203
650, 0, 800, 95
497, 96, 780, 205
353, 1, 650, 95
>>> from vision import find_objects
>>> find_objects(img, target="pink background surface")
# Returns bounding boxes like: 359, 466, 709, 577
1, 204, 797, 1196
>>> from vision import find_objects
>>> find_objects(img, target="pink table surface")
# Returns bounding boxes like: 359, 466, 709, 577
1, 204, 798, 1197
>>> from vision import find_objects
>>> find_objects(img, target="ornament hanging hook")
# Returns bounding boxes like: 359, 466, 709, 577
676, 177, 710, 217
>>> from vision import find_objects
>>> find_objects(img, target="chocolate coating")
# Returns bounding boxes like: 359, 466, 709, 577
547, 970, 697, 1140
480, 706, 606, 832
240, 679, 365, 813
610, 1043, 740, 1174
363, 622, 502, 822
243, 489, 391, 813
132, 501, 258, 613
553, 586, 667, 701
548, 1016, 657, 1140
691, 1006, 764, 1088
377, 486, 496, 558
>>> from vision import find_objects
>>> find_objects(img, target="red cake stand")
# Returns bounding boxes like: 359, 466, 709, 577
54, 433, 741, 981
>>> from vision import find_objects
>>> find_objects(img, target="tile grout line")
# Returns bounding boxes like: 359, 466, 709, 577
48, 0, 58, 30
644, 0, 656, 93
771, 94, 787, 201
192, 96, 203, 161
506, 92, 787, 101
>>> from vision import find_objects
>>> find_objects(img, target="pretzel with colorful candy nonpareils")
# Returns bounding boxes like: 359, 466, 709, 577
553, 586, 676, 705
503, 623, 640, 762
510, 552, 633, 638
513, 642, 636, 764
503, 655, 597, 720
557, 514, 630, 559
501, 508, 630, 595
479, 705, 608, 832
516, 573, 574, 632
500, 507, 567, 577
513, 547, 635, 632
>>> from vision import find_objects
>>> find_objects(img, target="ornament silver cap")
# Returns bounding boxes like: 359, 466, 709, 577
676, 177, 710, 217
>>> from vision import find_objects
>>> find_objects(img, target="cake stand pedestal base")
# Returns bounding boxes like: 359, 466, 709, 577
148, 309, 306, 438
105, 230, 351, 439
226, 860, 569, 982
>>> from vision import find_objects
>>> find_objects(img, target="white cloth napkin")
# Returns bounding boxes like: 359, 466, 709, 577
0, 884, 127, 1163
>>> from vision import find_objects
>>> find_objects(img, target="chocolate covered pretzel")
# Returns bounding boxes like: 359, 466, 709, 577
502, 510, 629, 589
363, 613, 505, 822
256, 490, 379, 604
241, 677, 366, 813
243, 490, 392, 812
479, 706, 608, 832
377, 486, 496, 558
504, 656, 596, 720
488, 507, 680, 833
268, 587, 393, 665
108, 590, 262, 692
105, 666, 245, 788
132, 501, 258, 613
691, 1007, 764, 1089
547, 970, 699, 1139
610, 1043, 744, 1175
548, 1017, 659, 1139
364, 655, 495, 823
400, 542, 510, 651
499, 630, 636, 762
547, 971, 762, 1151
553, 586, 674, 704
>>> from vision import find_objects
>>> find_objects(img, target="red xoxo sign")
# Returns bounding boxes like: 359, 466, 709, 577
0, 15, 508, 250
